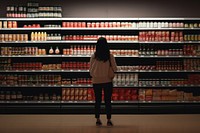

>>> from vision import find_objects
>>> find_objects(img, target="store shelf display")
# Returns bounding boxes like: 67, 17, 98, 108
0, 17, 200, 113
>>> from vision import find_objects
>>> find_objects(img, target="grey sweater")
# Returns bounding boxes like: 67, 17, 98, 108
89, 54, 117, 84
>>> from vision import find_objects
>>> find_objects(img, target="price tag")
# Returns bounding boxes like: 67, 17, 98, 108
25, 101, 28, 103
38, 101, 41, 103
125, 101, 128, 103
69, 101, 73, 103
52, 101, 55, 103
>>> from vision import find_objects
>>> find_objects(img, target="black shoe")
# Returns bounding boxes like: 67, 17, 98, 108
107, 121, 113, 126
96, 120, 102, 126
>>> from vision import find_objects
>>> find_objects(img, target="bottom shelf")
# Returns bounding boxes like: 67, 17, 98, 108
0, 101, 200, 114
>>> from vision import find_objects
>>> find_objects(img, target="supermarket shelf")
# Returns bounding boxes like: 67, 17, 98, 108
0, 55, 62, 58
0, 18, 63, 21
2, 27, 200, 31
1, 84, 198, 88
60, 41, 139, 43
0, 41, 61, 44
1, 100, 199, 104
0, 101, 60, 104
139, 41, 184, 44
0, 70, 89, 73
1, 18, 200, 21
139, 70, 200, 73
139, 55, 200, 58
0, 85, 61, 87
0, 100, 139, 104
61, 84, 92, 87
138, 85, 200, 87
139, 28, 200, 30
139, 28, 184, 30
62, 55, 91, 57
61, 28, 139, 30
0, 28, 61, 30
1, 55, 199, 58
184, 41, 200, 44
1, 70, 199, 73
61, 101, 138, 103
113, 85, 138, 87
139, 101, 200, 103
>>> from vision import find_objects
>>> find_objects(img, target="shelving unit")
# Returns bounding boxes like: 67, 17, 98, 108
0, 18, 200, 114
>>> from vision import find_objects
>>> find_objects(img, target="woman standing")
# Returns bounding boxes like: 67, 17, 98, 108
89, 37, 117, 126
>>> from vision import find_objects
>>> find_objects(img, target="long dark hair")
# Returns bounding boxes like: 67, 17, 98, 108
94, 37, 110, 62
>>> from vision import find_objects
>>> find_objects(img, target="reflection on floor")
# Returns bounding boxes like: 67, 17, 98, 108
0, 115, 200, 133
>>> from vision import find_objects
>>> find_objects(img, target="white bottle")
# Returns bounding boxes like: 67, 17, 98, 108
121, 74, 126, 86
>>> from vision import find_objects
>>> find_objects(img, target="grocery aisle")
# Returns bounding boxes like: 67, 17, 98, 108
0, 115, 200, 133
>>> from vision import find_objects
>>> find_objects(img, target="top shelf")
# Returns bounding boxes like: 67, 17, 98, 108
1, 28, 200, 30
1, 18, 200, 21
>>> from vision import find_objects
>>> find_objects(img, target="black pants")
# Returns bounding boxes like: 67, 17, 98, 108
93, 82, 113, 119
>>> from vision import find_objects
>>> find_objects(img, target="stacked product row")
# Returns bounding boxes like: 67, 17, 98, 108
139, 89, 200, 101
1, 58, 200, 71
139, 74, 200, 86
1, 33, 200, 42
0, 74, 94, 86
2, 21, 200, 29
0, 91, 60, 101
139, 44, 200, 56
1, 88, 199, 101
6, 2, 62, 18
62, 88, 138, 101
1, 45, 199, 56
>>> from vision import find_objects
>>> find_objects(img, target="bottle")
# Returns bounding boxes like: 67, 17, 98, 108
49, 47, 54, 54
38, 32, 41, 41
34, 32, 38, 41
55, 47, 60, 54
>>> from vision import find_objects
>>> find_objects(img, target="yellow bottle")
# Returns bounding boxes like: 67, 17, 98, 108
38, 32, 41, 41
34, 32, 38, 41
41, 32, 44, 41
44, 32, 47, 41
31, 32, 34, 41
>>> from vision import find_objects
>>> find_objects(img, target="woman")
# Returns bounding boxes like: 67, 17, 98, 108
89, 37, 117, 126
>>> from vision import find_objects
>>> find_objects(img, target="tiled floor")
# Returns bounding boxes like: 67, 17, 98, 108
0, 115, 200, 133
